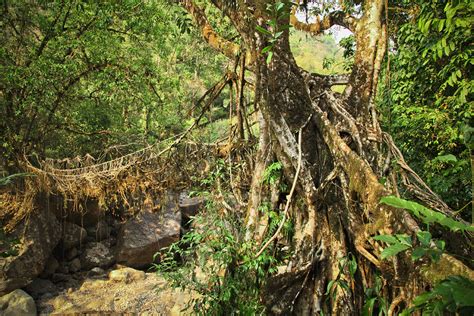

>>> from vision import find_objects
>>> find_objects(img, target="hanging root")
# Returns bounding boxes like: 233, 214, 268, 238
383, 133, 455, 216
388, 294, 405, 316
309, 94, 473, 289
2, 73, 242, 233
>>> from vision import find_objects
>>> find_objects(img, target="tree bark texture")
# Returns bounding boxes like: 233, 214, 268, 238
181, 0, 473, 314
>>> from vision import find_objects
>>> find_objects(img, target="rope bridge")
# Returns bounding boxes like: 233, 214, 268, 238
24, 72, 234, 184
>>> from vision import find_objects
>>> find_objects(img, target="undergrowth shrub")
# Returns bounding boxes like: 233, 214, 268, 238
154, 200, 281, 315
371, 196, 474, 315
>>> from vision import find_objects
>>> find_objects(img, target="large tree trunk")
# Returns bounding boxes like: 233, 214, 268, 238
181, 0, 473, 314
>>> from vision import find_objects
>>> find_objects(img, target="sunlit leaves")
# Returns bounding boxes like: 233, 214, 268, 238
380, 196, 474, 232
256, 1, 293, 64
409, 276, 474, 314
378, 0, 472, 210
1, 1, 227, 162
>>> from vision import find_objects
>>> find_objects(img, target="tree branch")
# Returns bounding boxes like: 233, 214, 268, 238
25, 63, 109, 144
30, 1, 65, 64
180, 0, 241, 59
290, 9, 357, 35
313, 73, 350, 86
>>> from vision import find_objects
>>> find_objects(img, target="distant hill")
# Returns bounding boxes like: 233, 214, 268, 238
290, 30, 347, 75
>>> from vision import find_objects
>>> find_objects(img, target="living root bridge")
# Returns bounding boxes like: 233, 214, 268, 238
253, 62, 473, 315
175, 0, 474, 312
2, 72, 252, 232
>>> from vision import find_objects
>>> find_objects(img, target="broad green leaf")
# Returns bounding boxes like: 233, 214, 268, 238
380, 196, 474, 232
447, 276, 474, 307
276, 2, 285, 12
412, 292, 432, 306
362, 297, 376, 316
396, 234, 412, 246
434, 240, 445, 251
381, 243, 411, 259
348, 258, 357, 276
380, 196, 425, 217
433, 154, 457, 162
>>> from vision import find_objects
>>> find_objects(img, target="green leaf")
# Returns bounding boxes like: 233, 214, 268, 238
325, 279, 336, 295
348, 257, 357, 276
447, 276, 474, 307
438, 19, 445, 32
433, 154, 457, 162
338, 280, 349, 292
362, 297, 377, 316
381, 243, 411, 259
396, 234, 412, 246
261, 45, 272, 54
267, 20, 277, 28
266, 51, 273, 64
274, 31, 284, 39
380, 196, 424, 217
398, 309, 412, 316
412, 292, 432, 306
380, 196, 474, 232
275, 2, 285, 12
441, 37, 447, 48
0, 173, 35, 186
255, 25, 271, 36
416, 230, 432, 246
411, 276, 474, 314
411, 247, 427, 260
434, 239, 445, 251
444, 45, 450, 56
372, 235, 398, 244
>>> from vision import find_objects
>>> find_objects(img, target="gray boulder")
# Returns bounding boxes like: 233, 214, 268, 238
69, 258, 81, 273
85, 220, 111, 241
116, 192, 181, 268
80, 242, 114, 270
60, 222, 87, 250
39, 256, 59, 278
51, 273, 68, 284
87, 267, 105, 277
24, 278, 57, 299
0, 289, 36, 316
179, 192, 204, 220
65, 247, 78, 261
0, 207, 60, 296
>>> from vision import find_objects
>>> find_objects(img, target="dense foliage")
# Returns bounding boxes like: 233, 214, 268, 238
0, 1, 226, 171
379, 0, 473, 210
1, 0, 472, 314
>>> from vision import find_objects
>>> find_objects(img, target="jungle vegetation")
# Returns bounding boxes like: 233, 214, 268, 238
1, 0, 473, 314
